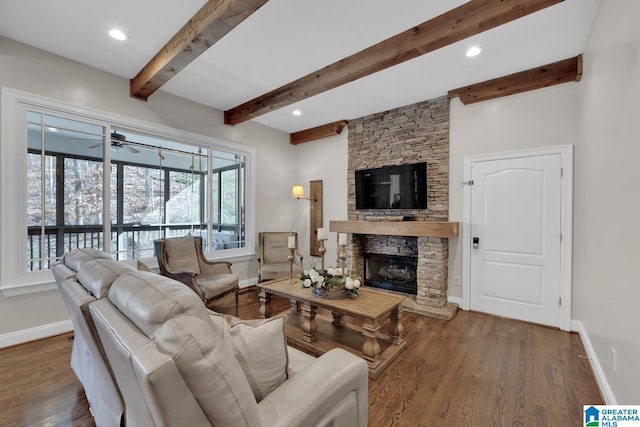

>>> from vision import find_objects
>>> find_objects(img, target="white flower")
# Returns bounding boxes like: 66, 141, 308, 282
345, 277, 354, 290
301, 266, 360, 298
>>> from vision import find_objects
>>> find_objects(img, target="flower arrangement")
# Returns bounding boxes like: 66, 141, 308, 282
301, 267, 361, 298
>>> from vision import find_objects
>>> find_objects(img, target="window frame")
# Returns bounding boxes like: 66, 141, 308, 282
1, 87, 256, 295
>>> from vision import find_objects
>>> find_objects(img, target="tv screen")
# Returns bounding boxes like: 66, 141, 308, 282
355, 162, 427, 210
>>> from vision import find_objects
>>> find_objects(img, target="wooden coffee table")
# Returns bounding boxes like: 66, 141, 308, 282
257, 278, 406, 379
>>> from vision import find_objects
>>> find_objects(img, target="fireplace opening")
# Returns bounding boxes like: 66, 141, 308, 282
363, 253, 417, 295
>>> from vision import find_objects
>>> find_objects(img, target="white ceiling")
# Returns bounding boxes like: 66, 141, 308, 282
0, 0, 600, 134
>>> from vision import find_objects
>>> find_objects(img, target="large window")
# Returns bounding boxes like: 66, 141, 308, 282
26, 112, 107, 270
1, 89, 254, 289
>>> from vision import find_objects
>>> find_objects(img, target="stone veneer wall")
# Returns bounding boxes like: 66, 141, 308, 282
347, 96, 450, 221
346, 96, 450, 307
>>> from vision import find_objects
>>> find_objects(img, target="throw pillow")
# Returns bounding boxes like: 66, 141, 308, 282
210, 312, 289, 402
136, 260, 152, 272
155, 316, 261, 427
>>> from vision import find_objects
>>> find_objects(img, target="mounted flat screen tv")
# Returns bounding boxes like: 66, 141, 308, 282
355, 162, 427, 210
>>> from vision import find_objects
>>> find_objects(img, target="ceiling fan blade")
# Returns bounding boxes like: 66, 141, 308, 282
123, 144, 139, 154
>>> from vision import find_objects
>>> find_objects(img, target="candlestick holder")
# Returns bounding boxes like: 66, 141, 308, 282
339, 243, 347, 275
288, 249, 295, 283
318, 238, 327, 271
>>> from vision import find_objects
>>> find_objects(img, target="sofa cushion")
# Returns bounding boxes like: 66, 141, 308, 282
155, 316, 261, 427
211, 313, 289, 402
51, 262, 78, 284
64, 248, 112, 272
77, 259, 135, 298
164, 237, 201, 275
108, 270, 210, 338
211, 232, 237, 250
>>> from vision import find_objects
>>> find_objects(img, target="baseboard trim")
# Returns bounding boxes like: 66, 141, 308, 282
447, 296, 462, 306
0, 320, 73, 349
571, 319, 616, 404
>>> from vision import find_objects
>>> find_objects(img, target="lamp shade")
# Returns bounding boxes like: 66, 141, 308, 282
292, 185, 305, 199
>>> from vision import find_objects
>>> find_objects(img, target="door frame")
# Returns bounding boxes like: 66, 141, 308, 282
461, 145, 573, 331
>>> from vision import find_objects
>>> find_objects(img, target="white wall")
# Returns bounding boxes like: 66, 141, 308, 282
448, 0, 640, 402
448, 83, 580, 298
300, 84, 582, 302
292, 130, 349, 267
575, 0, 640, 404
0, 36, 296, 337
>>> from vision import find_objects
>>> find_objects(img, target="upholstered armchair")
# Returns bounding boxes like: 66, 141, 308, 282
154, 235, 239, 306
257, 232, 304, 282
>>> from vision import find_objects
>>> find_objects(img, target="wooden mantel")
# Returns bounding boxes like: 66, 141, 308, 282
329, 220, 459, 238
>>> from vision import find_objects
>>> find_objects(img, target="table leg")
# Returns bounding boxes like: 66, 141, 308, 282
331, 311, 345, 326
388, 306, 404, 344
290, 299, 300, 313
362, 319, 381, 366
258, 289, 272, 319
301, 302, 318, 343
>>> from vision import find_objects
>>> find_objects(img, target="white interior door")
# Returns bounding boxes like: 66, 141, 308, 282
469, 153, 563, 327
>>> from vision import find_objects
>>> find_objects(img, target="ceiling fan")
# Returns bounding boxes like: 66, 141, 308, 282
88, 131, 140, 153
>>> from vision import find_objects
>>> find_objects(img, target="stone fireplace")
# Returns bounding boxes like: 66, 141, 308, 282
335, 222, 456, 314
332, 95, 458, 319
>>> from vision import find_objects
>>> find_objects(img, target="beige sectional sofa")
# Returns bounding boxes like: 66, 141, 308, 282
53, 249, 369, 427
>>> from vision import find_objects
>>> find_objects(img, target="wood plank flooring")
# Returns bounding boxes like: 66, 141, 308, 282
0, 288, 603, 426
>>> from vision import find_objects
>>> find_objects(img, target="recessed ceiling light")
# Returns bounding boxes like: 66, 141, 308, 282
109, 29, 127, 41
292, 110, 302, 116
466, 46, 482, 57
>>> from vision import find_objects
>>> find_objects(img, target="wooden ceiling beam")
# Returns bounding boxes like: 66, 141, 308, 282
290, 120, 348, 145
448, 55, 582, 105
130, 0, 268, 101
224, 0, 564, 125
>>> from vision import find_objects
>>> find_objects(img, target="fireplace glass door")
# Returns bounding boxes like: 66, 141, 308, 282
364, 253, 417, 295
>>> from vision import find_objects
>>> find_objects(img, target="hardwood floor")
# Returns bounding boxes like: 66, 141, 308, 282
0, 288, 603, 426
0, 333, 94, 427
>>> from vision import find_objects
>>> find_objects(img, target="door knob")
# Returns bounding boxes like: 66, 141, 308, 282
472, 237, 479, 249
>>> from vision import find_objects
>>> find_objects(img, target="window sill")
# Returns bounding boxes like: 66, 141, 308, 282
204, 250, 256, 263
1, 280, 57, 297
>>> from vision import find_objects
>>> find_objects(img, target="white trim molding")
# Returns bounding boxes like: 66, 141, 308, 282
572, 320, 616, 404
0, 320, 73, 349
447, 295, 463, 306
1, 281, 57, 297
1, 87, 256, 292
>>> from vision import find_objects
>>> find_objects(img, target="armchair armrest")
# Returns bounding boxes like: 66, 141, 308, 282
258, 348, 368, 427
199, 259, 233, 275
157, 263, 196, 281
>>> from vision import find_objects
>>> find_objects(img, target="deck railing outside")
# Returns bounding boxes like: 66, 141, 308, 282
27, 223, 242, 271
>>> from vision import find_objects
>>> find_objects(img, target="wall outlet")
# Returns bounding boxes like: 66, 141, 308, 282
610, 347, 618, 372
454, 276, 461, 286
